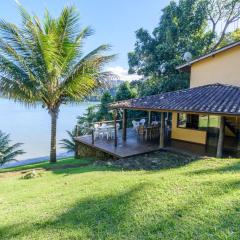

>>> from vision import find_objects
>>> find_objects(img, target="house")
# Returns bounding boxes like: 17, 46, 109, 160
75, 41, 240, 159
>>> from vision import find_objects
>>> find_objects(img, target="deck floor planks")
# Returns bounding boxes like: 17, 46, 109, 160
75, 128, 160, 158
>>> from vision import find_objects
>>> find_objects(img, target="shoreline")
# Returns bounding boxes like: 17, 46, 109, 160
0, 152, 74, 169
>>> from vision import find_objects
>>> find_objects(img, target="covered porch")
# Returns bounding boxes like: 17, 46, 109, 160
109, 84, 240, 158
75, 84, 240, 159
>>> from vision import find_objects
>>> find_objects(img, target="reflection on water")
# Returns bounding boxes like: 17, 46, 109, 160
0, 99, 96, 160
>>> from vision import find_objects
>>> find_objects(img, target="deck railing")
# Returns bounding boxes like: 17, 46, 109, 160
75, 119, 122, 146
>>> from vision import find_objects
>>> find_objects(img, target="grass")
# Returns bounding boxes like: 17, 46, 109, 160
0, 156, 240, 239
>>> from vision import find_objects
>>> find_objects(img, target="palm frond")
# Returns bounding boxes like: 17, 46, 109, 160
59, 130, 75, 152
0, 4, 115, 111
57, 6, 80, 42
0, 131, 25, 166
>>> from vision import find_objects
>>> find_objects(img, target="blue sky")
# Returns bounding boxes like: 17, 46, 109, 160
0, 0, 170, 80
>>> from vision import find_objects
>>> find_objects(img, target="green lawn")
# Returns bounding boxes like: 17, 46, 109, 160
1, 156, 240, 239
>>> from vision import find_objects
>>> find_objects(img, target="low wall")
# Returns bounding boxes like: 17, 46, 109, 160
170, 139, 207, 156
75, 141, 117, 160
171, 112, 207, 144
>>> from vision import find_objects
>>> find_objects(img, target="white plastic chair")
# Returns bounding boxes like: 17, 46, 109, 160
93, 123, 100, 139
132, 120, 139, 133
139, 119, 146, 126
110, 123, 120, 139
101, 123, 107, 128
151, 121, 159, 126
100, 124, 109, 139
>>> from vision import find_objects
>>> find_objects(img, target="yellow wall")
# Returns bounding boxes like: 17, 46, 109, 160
190, 45, 240, 88
171, 112, 207, 144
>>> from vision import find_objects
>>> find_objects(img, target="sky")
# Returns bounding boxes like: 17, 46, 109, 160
0, 0, 171, 80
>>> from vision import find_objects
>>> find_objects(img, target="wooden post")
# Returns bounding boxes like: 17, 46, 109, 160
91, 128, 95, 145
216, 116, 225, 158
148, 111, 151, 126
114, 111, 118, 147
159, 112, 165, 148
75, 125, 79, 137
122, 109, 127, 141
237, 117, 240, 157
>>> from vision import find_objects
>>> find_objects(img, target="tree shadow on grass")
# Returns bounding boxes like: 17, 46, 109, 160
136, 180, 240, 239
1, 179, 240, 239
0, 183, 148, 239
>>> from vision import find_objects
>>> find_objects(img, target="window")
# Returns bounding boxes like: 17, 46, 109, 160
199, 115, 209, 130
177, 113, 223, 140
177, 113, 201, 130
208, 115, 220, 128
177, 113, 187, 128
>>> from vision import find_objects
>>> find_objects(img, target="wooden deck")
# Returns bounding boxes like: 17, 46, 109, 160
75, 128, 161, 158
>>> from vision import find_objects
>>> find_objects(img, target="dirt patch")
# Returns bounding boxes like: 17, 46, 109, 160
96, 150, 200, 170
0, 168, 46, 178
0, 162, 92, 178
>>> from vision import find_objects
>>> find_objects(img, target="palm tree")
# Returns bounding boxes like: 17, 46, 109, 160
0, 5, 115, 163
0, 131, 24, 166
60, 130, 76, 153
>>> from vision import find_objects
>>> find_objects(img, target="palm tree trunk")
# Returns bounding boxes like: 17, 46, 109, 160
49, 109, 59, 163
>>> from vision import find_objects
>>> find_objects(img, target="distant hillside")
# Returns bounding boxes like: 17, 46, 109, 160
87, 79, 125, 101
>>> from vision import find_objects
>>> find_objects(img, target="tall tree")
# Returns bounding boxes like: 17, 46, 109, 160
128, 0, 211, 78
218, 28, 240, 47
128, 0, 239, 96
128, 0, 213, 95
115, 82, 137, 101
97, 91, 114, 121
207, 0, 240, 50
0, 5, 115, 163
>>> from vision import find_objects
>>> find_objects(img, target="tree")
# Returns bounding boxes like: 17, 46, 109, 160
128, 0, 213, 95
137, 73, 189, 97
207, 0, 240, 50
128, 0, 239, 96
128, 0, 211, 78
115, 82, 137, 101
0, 131, 24, 166
218, 28, 240, 48
97, 91, 114, 121
0, 5, 115, 163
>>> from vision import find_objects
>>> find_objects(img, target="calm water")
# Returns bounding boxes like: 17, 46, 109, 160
0, 99, 96, 160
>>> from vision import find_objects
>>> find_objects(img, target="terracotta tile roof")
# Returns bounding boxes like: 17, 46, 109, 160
110, 84, 240, 115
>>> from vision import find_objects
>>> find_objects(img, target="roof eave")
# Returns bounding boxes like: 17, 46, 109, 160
110, 105, 240, 116
176, 41, 240, 71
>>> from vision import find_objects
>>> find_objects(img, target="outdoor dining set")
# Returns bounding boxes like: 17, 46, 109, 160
132, 119, 161, 141
93, 118, 161, 141
93, 123, 120, 140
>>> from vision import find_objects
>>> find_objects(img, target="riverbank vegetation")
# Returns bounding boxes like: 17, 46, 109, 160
1, 155, 240, 239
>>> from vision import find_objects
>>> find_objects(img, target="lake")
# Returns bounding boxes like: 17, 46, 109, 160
0, 99, 96, 161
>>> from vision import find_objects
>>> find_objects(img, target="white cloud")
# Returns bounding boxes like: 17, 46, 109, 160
106, 66, 142, 81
